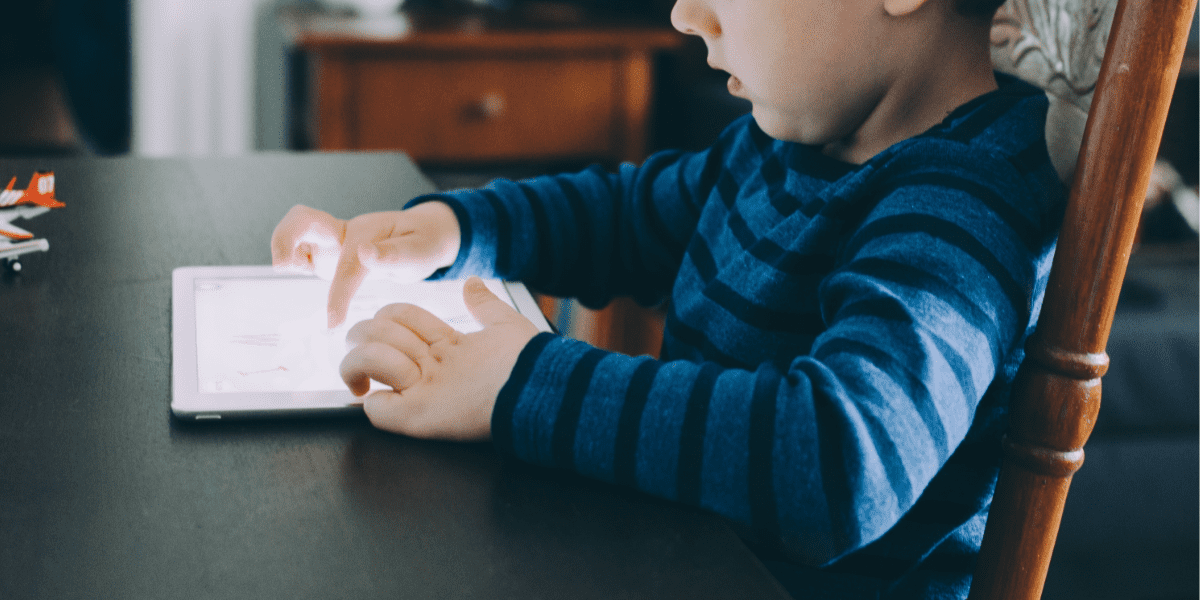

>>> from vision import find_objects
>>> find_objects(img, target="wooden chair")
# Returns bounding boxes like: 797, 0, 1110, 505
969, 0, 1196, 598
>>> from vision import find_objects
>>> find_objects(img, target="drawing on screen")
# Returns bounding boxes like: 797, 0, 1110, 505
230, 333, 282, 348
195, 276, 511, 394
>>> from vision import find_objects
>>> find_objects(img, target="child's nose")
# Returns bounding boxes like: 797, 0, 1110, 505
670, 0, 721, 39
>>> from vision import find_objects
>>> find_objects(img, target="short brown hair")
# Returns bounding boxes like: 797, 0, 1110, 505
956, 0, 1007, 20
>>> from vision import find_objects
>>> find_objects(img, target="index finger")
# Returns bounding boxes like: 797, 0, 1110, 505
327, 247, 369, 329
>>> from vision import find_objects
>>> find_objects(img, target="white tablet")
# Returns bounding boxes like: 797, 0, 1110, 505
171, 266, 553, 420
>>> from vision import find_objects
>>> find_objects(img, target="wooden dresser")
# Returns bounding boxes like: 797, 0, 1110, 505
286, 8, 682, 166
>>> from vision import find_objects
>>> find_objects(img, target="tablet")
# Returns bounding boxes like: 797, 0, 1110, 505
171, 266, 553, 420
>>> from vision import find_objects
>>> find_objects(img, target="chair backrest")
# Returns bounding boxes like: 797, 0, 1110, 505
990, 0, 1115, 183
969, 0, 1197, 598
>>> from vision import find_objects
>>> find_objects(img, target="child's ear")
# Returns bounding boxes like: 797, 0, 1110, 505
882, 0, 932, 17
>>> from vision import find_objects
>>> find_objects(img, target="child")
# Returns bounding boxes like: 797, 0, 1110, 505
271, 0, 1065, 595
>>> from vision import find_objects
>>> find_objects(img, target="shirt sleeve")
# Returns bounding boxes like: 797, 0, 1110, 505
489, 149, 1058, 568
404, 128, 739, 309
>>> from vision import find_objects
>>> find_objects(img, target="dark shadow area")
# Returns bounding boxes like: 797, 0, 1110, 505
0, 0, 130, 157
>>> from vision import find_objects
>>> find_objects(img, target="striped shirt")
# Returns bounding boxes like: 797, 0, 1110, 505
414, 73, 1065, 597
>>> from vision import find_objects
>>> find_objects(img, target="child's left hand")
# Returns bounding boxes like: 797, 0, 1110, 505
340, 277, 541, 441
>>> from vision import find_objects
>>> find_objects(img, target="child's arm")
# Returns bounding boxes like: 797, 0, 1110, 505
327, 131, 730, 438
273, 119, 739, 325
459, 146, 1058, 570
407, 132, 735, 308
340, 162, 1051, 573
322, 114, 1055, 570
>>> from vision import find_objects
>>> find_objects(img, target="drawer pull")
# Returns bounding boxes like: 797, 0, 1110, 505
464, 92, 506, 121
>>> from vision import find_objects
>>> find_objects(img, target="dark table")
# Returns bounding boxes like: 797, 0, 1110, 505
0, 154, 789, 599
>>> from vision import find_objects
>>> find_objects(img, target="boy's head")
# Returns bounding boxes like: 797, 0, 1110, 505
672, 0, 1003, 162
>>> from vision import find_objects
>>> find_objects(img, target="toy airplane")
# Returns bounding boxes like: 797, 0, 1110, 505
0, 171, 62, 272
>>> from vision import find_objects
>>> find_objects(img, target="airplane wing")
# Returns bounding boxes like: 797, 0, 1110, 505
0, 218, 34, 240
0, 238, 49, 261
0, 205, 51, 240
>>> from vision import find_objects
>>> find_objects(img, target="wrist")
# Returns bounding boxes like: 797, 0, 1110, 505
405, 199, 461, 269
405, 193, 481, 279
427, 201, 461, 269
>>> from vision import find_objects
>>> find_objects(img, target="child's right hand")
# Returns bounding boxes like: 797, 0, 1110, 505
270, 202, 461, 328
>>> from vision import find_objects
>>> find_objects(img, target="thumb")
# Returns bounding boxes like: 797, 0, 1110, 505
462, 277, 519, 327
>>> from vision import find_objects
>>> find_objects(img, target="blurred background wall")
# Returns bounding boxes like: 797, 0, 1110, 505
0, 0, 129, 155
132, 0, 265, 155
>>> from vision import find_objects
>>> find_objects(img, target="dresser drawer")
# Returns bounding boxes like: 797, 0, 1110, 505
343, 56, 618, 162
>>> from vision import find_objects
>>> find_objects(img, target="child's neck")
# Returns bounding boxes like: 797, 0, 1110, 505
821, 18, 998, 165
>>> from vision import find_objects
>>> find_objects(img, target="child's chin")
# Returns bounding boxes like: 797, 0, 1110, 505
750, 110, 810, 145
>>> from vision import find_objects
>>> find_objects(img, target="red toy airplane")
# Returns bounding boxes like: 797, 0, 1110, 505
1, 171, 62, 271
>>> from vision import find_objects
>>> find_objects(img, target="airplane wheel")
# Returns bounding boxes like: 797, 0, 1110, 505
5, 259, 19, 273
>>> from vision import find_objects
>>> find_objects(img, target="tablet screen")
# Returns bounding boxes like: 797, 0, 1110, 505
193, 276, 513, 394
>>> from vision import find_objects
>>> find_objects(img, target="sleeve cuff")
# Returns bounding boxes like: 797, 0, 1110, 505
491, 331, 557, 453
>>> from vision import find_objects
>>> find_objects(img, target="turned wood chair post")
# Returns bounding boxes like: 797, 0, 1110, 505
968, 0, 1197, 598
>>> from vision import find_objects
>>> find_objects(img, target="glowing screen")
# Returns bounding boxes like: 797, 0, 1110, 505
193, 276, 512, 393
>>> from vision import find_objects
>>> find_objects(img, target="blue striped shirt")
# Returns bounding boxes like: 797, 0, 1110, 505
414, 73, 1065, 597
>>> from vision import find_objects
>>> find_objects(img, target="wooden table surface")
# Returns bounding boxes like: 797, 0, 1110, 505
0, 153, 788, 600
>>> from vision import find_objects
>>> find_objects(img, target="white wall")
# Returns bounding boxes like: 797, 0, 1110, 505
132, 0, 272, 156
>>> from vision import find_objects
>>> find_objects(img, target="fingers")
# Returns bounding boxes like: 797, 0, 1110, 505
340, 303, 457, 396
272, 241, 314, 275
345, 313, 431, 362
271, 207, 306, 268
341, 314, 433, 395
346, 295, 505, 442
339, 342, 420, 396
374, 302, 457, 346
361, 388, 491, 441
327, 251, 368, 328
273, 204, 463, 328
361, 389, 439, 438
462, 277, 520, 327
328, 211, 411, 327
326, 214, 401, 328
360, 390, 411, 433
271, 205, 345, 275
